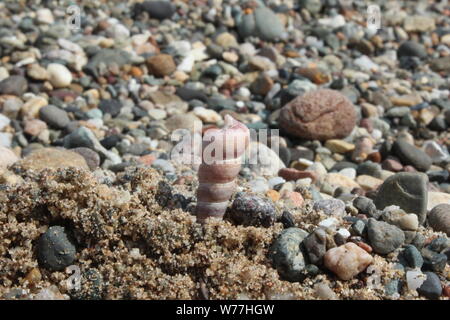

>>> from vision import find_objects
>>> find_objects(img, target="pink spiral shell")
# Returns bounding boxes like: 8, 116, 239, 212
195, 115, 250, 223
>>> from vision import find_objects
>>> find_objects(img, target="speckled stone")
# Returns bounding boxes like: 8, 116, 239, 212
37, 226, 76, 271
269, 228, 309, 282
279, 89, 357, 141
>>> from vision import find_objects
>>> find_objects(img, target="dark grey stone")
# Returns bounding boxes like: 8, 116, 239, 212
37, 226, 76, 271
83, 49, 131, 77
357, 161, 383, 179
303, 228, 327, 266
269, 228, 308, 282
374, 172, 428, 224
367, 218, 405, 255
39, 105, 70, 129
397, 41, 427, 59
353, 196, 380, 218
417, 272, 442, 299
134, 1, 175, 20
98, 99, 122, 117
392, 140, 432, 171
400, 245, 423, 269
0, 75, 28, 96
228, 194, 277, 228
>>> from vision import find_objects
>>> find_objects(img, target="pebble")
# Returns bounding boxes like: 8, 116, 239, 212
374, 173, 428, 225
400, 245, 424, 269
37, 226, 76, 271
353, 196, 380, 218
383, 207, 419, 231
356, 175, 383, 191
147, 54, 176, 77
279, 89, 357, 141
280, 211, 295, 229
229, 194, 277, 228
135, 1, 175, 20
71, 147, 100, 171
392, 140, 432, 172
278, 168, 317, 183
404, 16, 436, 32
47, 63, 72, 88
367, 218, 405, 255
325, 139, 355, 154
323, 242, 373, 281
239, 7, 285, 42
417, 272, 442, 300
423, 141, 450, 163
18, 147, 89, 170
421, 248, 447, 273
39, 105, 70, 129
397, 41, 427, 59
406, 270, 427, 291
313, 282, 337, 300
99, 99, 122, 117
247, 142, 285, 177
323, 173, 360, 190
428, 204, 450, 236
63, 127, 120, 164
313, 199, 346, 217
248, 177, 269, 193
0, 75, 28, 96
24, 119, 47, 137
269, 228, 309, 282
427, 192, 450, 211
303, 228, 328, 266
0, 146, 19, 168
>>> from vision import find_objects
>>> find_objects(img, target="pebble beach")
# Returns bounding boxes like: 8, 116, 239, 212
0, 0, 449, 300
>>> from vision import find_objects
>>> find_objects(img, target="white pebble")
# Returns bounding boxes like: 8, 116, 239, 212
268, 177, 285, 189
36, 8, 54, 24
337, 228, 351, 240
47, 63, 72, 88
406, 270, 427, 291
319, 217, 339, 230
339, 168, 356, 179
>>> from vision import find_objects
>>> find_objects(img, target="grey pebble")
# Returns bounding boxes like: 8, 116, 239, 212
37, 226, 76, 271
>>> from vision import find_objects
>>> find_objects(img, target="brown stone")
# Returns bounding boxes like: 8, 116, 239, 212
279, 89, 357, 141
296, 67, 331, 84
18, 147, 89, 170
147, 54, 176, 77
250, 73, 273, 96
278, 168, 318, 183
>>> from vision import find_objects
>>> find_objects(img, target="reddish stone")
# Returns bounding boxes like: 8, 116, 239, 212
443, 286, 450, 298
356, 242, 373, 253
279, 89, 357, 141
278, 168, 318, 183
281, 191, 304, 207
382, 158, 403, 172
367, 151, 381, 163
